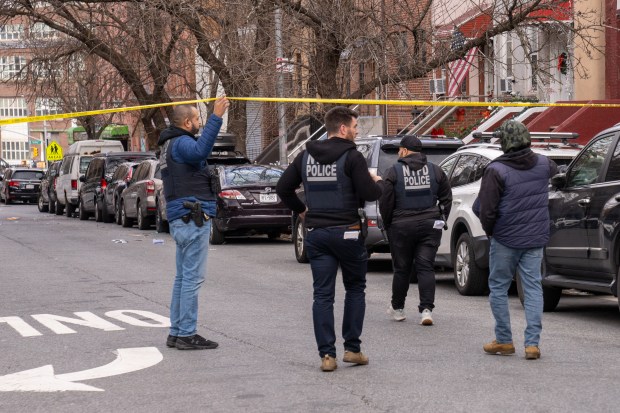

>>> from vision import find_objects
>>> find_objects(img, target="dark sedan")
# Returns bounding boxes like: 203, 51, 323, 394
0, 168, 45, 204
210, 164, 291, 244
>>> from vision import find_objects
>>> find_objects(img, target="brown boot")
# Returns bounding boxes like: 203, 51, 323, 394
525, 346, 541, 360
320, 355, 337, 372
342, 351, 369, 365
483, 340, 515, 355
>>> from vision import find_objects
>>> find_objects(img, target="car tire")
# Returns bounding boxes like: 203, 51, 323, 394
121, 201, 133, 228
210, 221, 225, 245
155, 200, 169, 233
5, 190, 11, 204
38, 194, 48, 213
100, 199, 112, 223
49, 198, 56, 214
78, 197, 89, 221
453, 232, 488, 296
65, 198, 75, 218
293, 217, 309, 264
137, 201, 150, 230
94, 199, 103, 222
516, 258, 561, 312
55, 201, 64, 215
115, 198, 123, 225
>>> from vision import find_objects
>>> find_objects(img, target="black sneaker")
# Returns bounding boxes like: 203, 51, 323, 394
166, 335, 178, 348
175, 334, 219, 350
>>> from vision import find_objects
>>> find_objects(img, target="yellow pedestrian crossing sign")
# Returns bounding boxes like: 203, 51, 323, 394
46, 141, 63, 161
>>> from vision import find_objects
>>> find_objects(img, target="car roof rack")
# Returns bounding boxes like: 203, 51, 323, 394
471, 131, 580, 147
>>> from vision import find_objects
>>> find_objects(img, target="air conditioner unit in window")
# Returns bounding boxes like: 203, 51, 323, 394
500, 77, 514, 93
429, 79, 446, 95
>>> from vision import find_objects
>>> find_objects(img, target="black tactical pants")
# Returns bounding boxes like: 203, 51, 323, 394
388, 219, 442, 312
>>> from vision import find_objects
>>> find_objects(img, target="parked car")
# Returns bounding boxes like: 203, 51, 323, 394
208, 164, 291, 244
118, 159, 161, 229
436, 134, 581, 296
0, 168, 45, 204
55, 140, 124, 217
37, 160, 62, 213
77, 151, 156, 222
103, 162, 140, 225
155, 146, 252, 233
292, 135, 465, 263
0, 157, 8, 179
524, 125, 620, 311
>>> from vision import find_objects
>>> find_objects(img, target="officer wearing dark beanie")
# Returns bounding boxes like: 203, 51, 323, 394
378, 135, 452, 325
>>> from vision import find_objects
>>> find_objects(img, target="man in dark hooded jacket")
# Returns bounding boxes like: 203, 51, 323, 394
379, 135, 452, 326
474, 120, 558, 360
276, 106, 382, 372
158, 96, 229, 350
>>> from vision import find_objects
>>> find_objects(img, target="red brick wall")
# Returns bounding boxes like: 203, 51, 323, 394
605, 0, 620, 99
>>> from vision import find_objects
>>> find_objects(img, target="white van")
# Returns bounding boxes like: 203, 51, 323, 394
55, 140, 124, 217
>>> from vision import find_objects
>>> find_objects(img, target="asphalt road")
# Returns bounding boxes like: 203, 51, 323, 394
1, 203, 620, 412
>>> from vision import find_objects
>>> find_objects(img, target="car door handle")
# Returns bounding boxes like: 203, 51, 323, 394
577, 198, 591, 207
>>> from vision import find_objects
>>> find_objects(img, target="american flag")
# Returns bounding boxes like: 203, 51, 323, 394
447, 28, 478, 97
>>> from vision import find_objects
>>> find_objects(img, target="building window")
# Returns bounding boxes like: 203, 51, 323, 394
359, 62, 365, 87
35, 98, 62, 116
413, 28, 427, 64
506, 36, 513, 77
0, 24, 23, 40
0, 97, 27, 117
1, 141, 30, 161
31, 23, 58, 39
0, 56, 27, 79
529, 28, 539, 90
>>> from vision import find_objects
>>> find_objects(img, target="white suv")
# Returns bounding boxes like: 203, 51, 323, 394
436, 136, 580, 296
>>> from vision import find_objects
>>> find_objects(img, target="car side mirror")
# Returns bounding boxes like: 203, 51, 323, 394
79, 175, 86, 183
550, 173, 567, 189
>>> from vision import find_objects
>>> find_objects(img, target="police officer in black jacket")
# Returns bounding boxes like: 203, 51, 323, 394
276, 106, 382, 372
379, 135, 452, 326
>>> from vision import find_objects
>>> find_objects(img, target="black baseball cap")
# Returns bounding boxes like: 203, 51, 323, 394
399, 135, 422, 151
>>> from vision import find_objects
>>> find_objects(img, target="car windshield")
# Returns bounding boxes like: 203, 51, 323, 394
105, 157, 152, 180
80, 156, 93, 174
12, 170, 44, 180
222, 166, 283, 187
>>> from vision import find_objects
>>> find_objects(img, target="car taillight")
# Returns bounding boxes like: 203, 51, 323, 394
100, 178, 107, 189
8, 180, 19, 188
219, 190, 246, 200
368, 219, 378, 227
146, 180, 155, 195
71, 179, 78, 190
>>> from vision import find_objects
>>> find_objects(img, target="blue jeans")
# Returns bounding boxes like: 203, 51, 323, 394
489, 238, 543, 347
305, 226, 368, 358
169, 218, 211, 337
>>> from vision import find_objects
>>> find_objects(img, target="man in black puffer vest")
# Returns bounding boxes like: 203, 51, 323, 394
277, 106, 383, 372
474, 120, 558, 360
379, 135, 452, 326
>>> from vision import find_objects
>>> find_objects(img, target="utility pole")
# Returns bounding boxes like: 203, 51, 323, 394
275, 8, 287, 165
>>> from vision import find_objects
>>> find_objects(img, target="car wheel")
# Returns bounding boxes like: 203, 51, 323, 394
155, 200, 169, 233
100, 198, 112, 223
55, 201, 64, 215
49, 198, 56, 214
210, 221, 225, 245
121, 201, 133, 228
453, 232, 488, 296
293, 217, 309, 263
5, 190, 11, 204
65, 198, 75, 218
78, 197, 89, 220
94, 199, 103, 222
516, 258, 561, 312
115, 199, 123, 225
137, 201, 150, 230
38, 194, 48, 213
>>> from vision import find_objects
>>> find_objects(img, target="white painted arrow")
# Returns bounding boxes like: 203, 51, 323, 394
0, 347, 163, 392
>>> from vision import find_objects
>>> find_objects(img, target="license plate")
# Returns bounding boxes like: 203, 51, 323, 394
259, 193, 278, 203
26, 184, 34, 189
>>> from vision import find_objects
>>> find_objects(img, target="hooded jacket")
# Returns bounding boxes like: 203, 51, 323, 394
276, 137, 382, 228
474, 147, 558, 248
378, 152, 452, 229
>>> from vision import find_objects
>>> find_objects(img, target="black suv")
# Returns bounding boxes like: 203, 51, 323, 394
529, 124, 620, 311
292, 135, 464, 263
78, 151, 157, 221
0, 168, 45, 204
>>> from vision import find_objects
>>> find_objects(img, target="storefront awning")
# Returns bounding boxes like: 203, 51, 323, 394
66, 124, 129, 144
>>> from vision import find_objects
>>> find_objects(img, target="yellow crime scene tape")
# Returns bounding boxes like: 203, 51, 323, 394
2, 96, 620, 126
